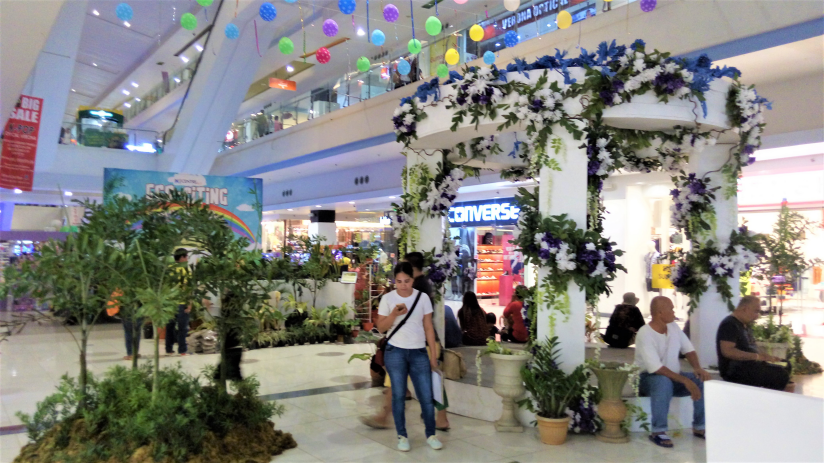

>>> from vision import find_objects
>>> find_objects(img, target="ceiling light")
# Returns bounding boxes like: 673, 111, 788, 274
124, 102, 131, 108
753, 142, 824, 161
122, 89, 130, 95
13, 188, 22, 194
124, 21, 131, 27
157, 138, 163, 143
174, 77, 181, 83
131, 82, 139, 88
349, 201, 355, 204
316, 205, 322, 207
180, 55, 189, 63
365, 209, 370, 211
134, 97, 141, 102
389, 196, 395, 199
286, 65, 294, 72
64, 191, 73, 197
357, 28, 365, 36
92, 9, 99, 15
495, 43, 501, 47
92, 62, 98, 67
71, 88, 76, 92
287, 209, 294, 211
195, 44, 203, 52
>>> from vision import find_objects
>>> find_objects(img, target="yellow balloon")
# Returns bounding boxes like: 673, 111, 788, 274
557, 10, 572, 29
445, 48, 459, 65
469, 24, 484, 42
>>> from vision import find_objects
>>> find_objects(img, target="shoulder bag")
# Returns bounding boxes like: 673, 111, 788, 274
374, 291, 423, 367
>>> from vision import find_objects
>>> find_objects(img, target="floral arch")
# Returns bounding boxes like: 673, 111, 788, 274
391, 40, 768, 367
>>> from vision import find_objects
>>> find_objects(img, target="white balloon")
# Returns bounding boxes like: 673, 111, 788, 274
504, 0, 520, 12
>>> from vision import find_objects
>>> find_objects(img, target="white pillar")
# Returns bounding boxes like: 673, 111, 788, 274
689, 144, 740, 367
536, 127, 587, 371
406, 151, 445, 342
624, 185, 654, 317
308, 222, 336, 245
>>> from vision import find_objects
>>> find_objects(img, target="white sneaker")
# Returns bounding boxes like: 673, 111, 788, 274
397, 436, 410, 452
427, 435, 443, 450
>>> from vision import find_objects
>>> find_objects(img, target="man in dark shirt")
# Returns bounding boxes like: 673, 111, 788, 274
716, 295, 791, 391
404, 252, 434, 301
603, 292, 646, 348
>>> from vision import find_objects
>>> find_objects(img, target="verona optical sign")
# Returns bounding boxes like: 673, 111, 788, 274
448, 198, 520, 226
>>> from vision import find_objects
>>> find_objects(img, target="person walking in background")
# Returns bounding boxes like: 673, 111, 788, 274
462, 259, 476, 295
457, 292, 488, 346
166, 248, 192, 357
500, 286, 528, 343
603, 292, 646, 348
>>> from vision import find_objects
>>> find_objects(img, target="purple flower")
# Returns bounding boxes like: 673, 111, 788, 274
599, 89, 615, 106
456, 96, 467, 106
612, 79, 625, 92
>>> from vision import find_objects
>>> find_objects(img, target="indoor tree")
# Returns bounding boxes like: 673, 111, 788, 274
294, 235, 338, 309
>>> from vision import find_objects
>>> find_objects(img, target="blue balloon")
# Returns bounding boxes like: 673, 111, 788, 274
483, 50, 496, 65
259, 2, 277, 21
371, 29, 386, 46
339, 0, 356, 14
116, 3, 133, 21
504, 30, 519, 48
225, 23, 240, 39
397, 59, 411, 76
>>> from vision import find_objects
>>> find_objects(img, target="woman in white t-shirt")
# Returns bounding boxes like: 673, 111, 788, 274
377, 262, 443, 452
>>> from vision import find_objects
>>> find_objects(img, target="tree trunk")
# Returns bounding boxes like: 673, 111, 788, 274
131, 317, 140, 370
152, 324, 160, 403
218, 327, 228, 393
79, 324, 88, 412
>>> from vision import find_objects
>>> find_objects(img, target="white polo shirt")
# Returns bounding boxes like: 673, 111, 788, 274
634, 323, 695, 374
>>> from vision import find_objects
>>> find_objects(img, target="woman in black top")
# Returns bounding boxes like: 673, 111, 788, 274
603, 293, 646, 348
457, 292, 488, 346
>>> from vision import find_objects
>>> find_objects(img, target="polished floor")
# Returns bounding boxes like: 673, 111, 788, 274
1, 316, 821, 463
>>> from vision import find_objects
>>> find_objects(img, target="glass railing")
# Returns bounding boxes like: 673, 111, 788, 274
59, 123, 164, 154
122, 61, 199, 121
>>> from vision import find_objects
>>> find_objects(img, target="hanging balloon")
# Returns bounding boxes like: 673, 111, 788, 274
556, 10, 572, 29
504, 0, 519, 12
116, 3, 133, 21
454, 0, 468, 4
445, 48, 459, 65
371, 29, 386, 46
383, 4, 399, 22
339, 0, 356, 14
408, 38, 421, 54
316, 47, 331, 64
278, 37, 294, 54
284, 0, 297, 3
397, 59, 411, 76
483, 50, 496, 65
181, 12, 197, 30
504, 30, 518, 47
357, 56, 370, 72
259, 2, 277, 21
436, 63, 449, 79
469, 24, 485, 42
639, 0, 656, 12
225, 23, 240, 39
196, 0, 213, 6
425, 16, 442, 36
322, 19, 339, 37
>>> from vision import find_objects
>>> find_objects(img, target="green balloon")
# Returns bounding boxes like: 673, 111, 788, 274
357, 56, 370, 73
436, 63, 449, 79
279, 37, 294, 55
425, 16, 442, 36
181, 12, 197, 31
196, 0, 213, 6
408, 38, 422, 54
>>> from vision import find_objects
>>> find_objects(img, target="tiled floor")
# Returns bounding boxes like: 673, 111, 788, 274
3, 313, 821, 463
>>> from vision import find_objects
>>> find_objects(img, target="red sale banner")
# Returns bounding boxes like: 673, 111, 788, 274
0, 95, 43, 191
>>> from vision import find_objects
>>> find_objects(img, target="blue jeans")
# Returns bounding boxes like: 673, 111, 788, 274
122, 317, 144, 356
384, 344, 436, 438
639, 372, 705, 433
165, 305, 190, 354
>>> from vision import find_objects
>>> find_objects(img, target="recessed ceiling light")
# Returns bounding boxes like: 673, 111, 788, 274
357, 28, 365, 36
349, 201, 355, 204
92, 9, 99, 15
64, 191, 73, 197
131, 82, 139, 88
286, 65, 294, 72
495, 43, 500, 47
124, 21, 131, 27
365, 209, 370, 211
195, 44, 203, 52
180, 55, 189, 63
315, 205, 322, 207
71, 88, 76, 92
13, 188, 22, 194
287, 208, 294, 211
174, 77, 181, 83
92, 62, 98, 67
134, 97, 141, 102
122, 89, 130, 95
124, 102, 131, 108
389, 196, 395, 199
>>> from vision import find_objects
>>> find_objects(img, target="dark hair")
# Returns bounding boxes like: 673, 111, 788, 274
174, 248, 188, 262
512, 285, 528, 303
485, 312, 497, 324
393, 261, 415, 278
404, 252, 425, 271
459, 291, 485, 320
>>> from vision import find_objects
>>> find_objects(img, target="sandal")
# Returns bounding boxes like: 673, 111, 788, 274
436, 426, 450, 432
359, 415, 389, 429
649, 433, 674, 448
693, 431, 706, 439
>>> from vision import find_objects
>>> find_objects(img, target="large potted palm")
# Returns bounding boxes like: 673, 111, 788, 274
518, 337, 590, 445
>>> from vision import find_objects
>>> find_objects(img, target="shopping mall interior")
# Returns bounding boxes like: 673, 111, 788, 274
1, 0, 823, 462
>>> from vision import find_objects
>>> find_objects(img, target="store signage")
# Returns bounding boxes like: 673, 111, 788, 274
448, 198, 520, 226
269, 78, 297, 91
89, 110, 113, 119
379, 216, 392, 226
499, 0, 588, 30
0, 95, 43, 192
341, 272, 358, 284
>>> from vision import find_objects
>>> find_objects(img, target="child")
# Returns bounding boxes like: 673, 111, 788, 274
486, 312, 499, 339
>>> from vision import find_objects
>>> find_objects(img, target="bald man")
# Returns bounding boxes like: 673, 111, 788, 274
635, 296, 711, 449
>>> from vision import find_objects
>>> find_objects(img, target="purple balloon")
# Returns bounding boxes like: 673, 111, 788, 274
640, 0, 656, 12
383, 4, 399, 23
322, 19, 339, 37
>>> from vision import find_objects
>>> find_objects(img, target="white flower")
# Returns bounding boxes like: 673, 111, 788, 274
633, 59, 646, 72
664, 62, 677, 73
401, 103, 412, 112
403, 114, 415, 125
585, 243, 596, 251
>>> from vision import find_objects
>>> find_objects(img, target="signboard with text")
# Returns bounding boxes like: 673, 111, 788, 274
447, 198, 520, 227
0, 95, 43, 191
269, 78, 297, 91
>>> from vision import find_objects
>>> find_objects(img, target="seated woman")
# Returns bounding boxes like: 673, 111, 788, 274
457, 292, 488, 346
603, 292, 646, 348
500, 287, 528, 343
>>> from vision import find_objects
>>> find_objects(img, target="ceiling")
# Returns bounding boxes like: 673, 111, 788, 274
715, 36, 824, 86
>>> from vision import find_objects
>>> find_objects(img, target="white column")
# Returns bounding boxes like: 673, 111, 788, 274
624, 185, 654, 316
536, 127, 587, 371
406, 151, 445, 342
308, 222, 336, 245
689, 144, 740, 367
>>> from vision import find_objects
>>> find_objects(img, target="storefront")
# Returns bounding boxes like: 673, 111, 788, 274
261, 216, 396, 257
446, 198, 523, 305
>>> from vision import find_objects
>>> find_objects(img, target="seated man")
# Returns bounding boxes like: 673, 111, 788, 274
636, 296, 711, 448
603, 292, 646, 348
716, 295, 791, 391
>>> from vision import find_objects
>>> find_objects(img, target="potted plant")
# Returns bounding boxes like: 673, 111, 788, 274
518, 337, 590, 445
587, 360, 639, 443
476, 340, 531, 432
752, 314, 792, 359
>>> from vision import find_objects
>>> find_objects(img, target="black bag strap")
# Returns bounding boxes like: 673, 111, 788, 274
385, 291, 423, 343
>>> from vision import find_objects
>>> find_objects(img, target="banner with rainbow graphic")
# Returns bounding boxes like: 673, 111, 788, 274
103, 168, 263, 247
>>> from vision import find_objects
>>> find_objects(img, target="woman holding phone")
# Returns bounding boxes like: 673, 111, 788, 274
377, 261, 443, 452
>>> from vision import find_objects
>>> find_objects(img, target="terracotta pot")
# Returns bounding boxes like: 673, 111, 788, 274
157, 327, 166, 340
536, 416, 570, 445
351, 328, 360, 338
362, 321, 374, 331
489, 353, 531, 432
591, 365, 630, 443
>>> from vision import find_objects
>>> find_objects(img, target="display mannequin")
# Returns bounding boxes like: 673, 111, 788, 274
644, 241, 661, 294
